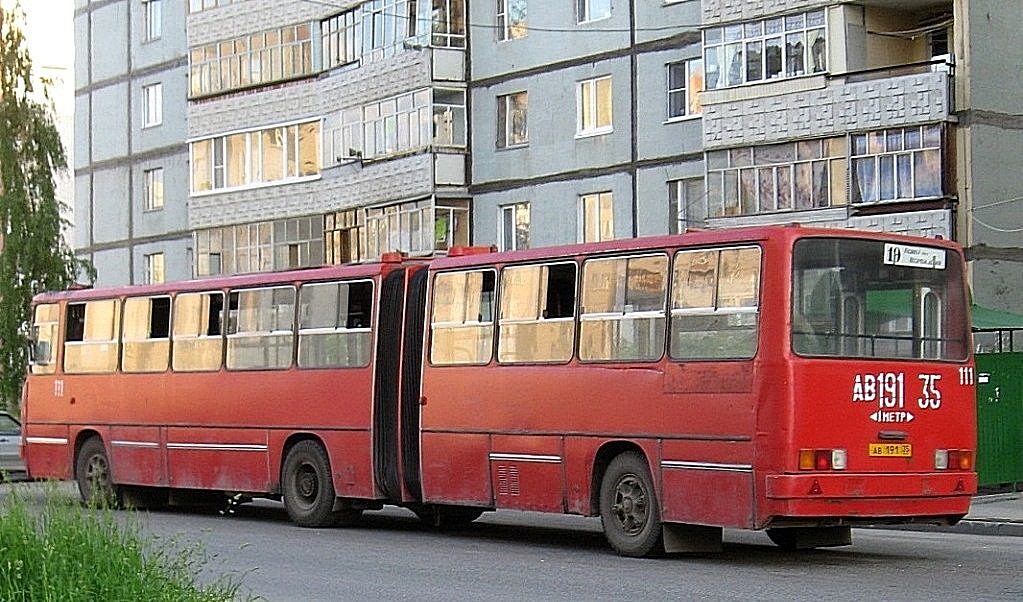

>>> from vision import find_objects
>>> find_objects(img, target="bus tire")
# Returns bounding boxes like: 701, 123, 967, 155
599, 451, 664, 558
75, 437, 121, 507
282, 440, 344, 528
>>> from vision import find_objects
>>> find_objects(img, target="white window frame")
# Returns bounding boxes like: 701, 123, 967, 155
497, 91, 528, 149
497, 0, 527, 41
579, 191, 614, 243
144, 252, 165, 284
143, 0, 162, 42
144, 167, 164, 211
500, 202, 530, 251
703, 9, 826, 90
666, 58, 703, 120
142, 83, 162, 128
668, 177, 704, 233
577, 0, 612, 24
576, 76, 613, 137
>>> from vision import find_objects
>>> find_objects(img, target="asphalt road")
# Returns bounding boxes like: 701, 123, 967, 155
3, 482, 1021, 601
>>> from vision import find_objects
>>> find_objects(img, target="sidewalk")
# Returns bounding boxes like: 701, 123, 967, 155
884, 491, 1023, 537
951, 492, 1023, 536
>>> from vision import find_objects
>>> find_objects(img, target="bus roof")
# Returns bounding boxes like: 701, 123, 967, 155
31, 259, 421, 304
428, 225, 962, 271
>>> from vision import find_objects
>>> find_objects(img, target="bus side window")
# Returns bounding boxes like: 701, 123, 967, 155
64, 299, 121, 374
580, 255, 668, 362
430, 270, 496, 366
670, 247, 761, 360
172, 292, 225, 372
122, 296, 171, 373
30, 303, 61, 374
227, 286, 296, 370
498, 262, 576, 363
298, 280, 374, 369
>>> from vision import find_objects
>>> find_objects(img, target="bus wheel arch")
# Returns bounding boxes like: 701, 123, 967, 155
595, 446, 665, 558
74, 434, 121, 507
280, 437, 360, 527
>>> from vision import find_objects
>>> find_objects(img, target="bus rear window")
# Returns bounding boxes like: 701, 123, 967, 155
791, 238, 969, 360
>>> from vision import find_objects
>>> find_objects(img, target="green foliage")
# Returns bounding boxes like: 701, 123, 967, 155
0, 3, 94, 411
0, 484, 244, 601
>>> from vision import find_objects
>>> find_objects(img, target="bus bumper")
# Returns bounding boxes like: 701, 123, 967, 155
761, 472, 976, 525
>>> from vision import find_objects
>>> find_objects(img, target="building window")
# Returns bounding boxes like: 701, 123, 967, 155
704, 9, 826, 90
580, 192, 614, 242
362, 0, 416, 59
577, 76, 612, 137
143, 0, 162, 42
578, 0, 612, 23
364, 198, 469, 259
668, 178, 704, 233
667, 59, 704, 119
497, 91, 528, 148
337, 88, 464, 161
145, 253, 165, 284
500, 202, 530, 251
425, 0, 466, 48
194, 216, 325, 277
706, 138, 847, 218
144, 167, 164, 210
851, 125, 943, 204
322, 10, 358, 70
433, 88, 466, 147
188, 0, 239, 13
497, 0, 527, 41
325, 210, 365, 264
142, 83, 162, 127
189, 24, 314, 97
190, 120, 321, 193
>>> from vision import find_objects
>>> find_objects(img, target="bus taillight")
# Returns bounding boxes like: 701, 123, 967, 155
799, 449, 847, 471
935, 449, 973, 471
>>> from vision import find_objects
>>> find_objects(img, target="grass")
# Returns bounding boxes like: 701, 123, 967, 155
0, 483, 246, 601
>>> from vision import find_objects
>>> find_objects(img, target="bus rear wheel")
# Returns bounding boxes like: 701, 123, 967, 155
282, 440, 356, 527
599, 451, 664, 558
76, 437, 120, 507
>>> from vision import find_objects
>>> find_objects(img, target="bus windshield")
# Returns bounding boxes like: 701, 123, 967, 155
791, 237, 969, 361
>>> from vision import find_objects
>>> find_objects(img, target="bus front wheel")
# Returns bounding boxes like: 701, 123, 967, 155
76, 437, 120, 507
599, 451, 664, 557
282, 440, 355, 527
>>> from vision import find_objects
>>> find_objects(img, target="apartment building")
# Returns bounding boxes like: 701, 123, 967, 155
74, 0, 191, 286
185, 0, 469, 277
471, 0, 1021, 312
75, 0, 1021, 312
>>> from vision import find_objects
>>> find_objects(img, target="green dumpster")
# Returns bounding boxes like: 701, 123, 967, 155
972, 305, 1023, 489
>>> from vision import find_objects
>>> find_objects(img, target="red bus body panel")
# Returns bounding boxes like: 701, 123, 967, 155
417, 227, 976, 529
23, 263, 395, 501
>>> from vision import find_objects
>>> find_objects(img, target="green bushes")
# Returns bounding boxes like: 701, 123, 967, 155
0, 485, 244, 601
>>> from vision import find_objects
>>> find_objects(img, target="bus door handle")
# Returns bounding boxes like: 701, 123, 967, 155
878, 430, 908, 441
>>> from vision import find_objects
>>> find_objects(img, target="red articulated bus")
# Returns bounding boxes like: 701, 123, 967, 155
22, 226, 977, 557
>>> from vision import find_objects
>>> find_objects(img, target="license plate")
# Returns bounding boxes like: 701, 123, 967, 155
869, 443, 912, 457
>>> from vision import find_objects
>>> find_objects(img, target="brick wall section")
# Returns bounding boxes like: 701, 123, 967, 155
186, 0, 437, 230
702, 0, 825, 25
703, 70, 950, 149
187, 0, 331, 46
188, 154, 435, 230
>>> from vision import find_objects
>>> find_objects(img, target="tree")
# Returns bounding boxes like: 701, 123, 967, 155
0, 3, 93, 410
